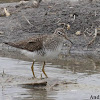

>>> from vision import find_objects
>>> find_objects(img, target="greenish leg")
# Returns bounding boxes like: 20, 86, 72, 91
31, 61, 36, 78
42, 61, 48, 78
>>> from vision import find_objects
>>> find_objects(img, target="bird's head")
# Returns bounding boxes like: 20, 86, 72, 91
54, 28, 73, 44
54, 28, 68, 40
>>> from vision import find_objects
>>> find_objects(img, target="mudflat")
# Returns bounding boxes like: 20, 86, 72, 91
0, 0, 100, 58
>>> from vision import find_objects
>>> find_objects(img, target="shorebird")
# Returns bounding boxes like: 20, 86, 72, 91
4, 28, 72, 78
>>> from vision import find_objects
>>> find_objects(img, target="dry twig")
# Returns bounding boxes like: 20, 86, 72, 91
88, 28, 98, 45
23, 15, 33, 26
4, 8, 10, 17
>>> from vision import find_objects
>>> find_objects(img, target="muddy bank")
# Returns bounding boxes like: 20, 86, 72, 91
0, 0, 100, 58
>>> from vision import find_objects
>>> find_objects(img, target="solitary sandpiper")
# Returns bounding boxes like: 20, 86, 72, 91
4, 28, 72, 78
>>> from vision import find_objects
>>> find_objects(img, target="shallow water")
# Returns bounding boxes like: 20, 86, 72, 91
0, 54, 100, 100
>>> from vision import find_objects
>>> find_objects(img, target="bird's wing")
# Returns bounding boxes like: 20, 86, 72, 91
4, 34, 48, 52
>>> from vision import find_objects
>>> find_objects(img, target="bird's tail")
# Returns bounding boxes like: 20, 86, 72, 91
4, 42, 17, 47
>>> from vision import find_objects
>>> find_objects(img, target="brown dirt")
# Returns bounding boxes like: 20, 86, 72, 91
0, 0, 100, 58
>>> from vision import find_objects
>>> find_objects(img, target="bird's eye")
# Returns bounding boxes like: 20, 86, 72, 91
57, 31, 62, 35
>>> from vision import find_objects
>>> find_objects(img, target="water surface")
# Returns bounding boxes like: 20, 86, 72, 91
0, 56, 100, 100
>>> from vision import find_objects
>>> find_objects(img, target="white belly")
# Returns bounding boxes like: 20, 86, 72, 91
21, 43, 63, 61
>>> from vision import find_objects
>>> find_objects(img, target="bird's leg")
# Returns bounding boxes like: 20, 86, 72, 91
31, 61, 36, 78
42, 61, 48, 78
